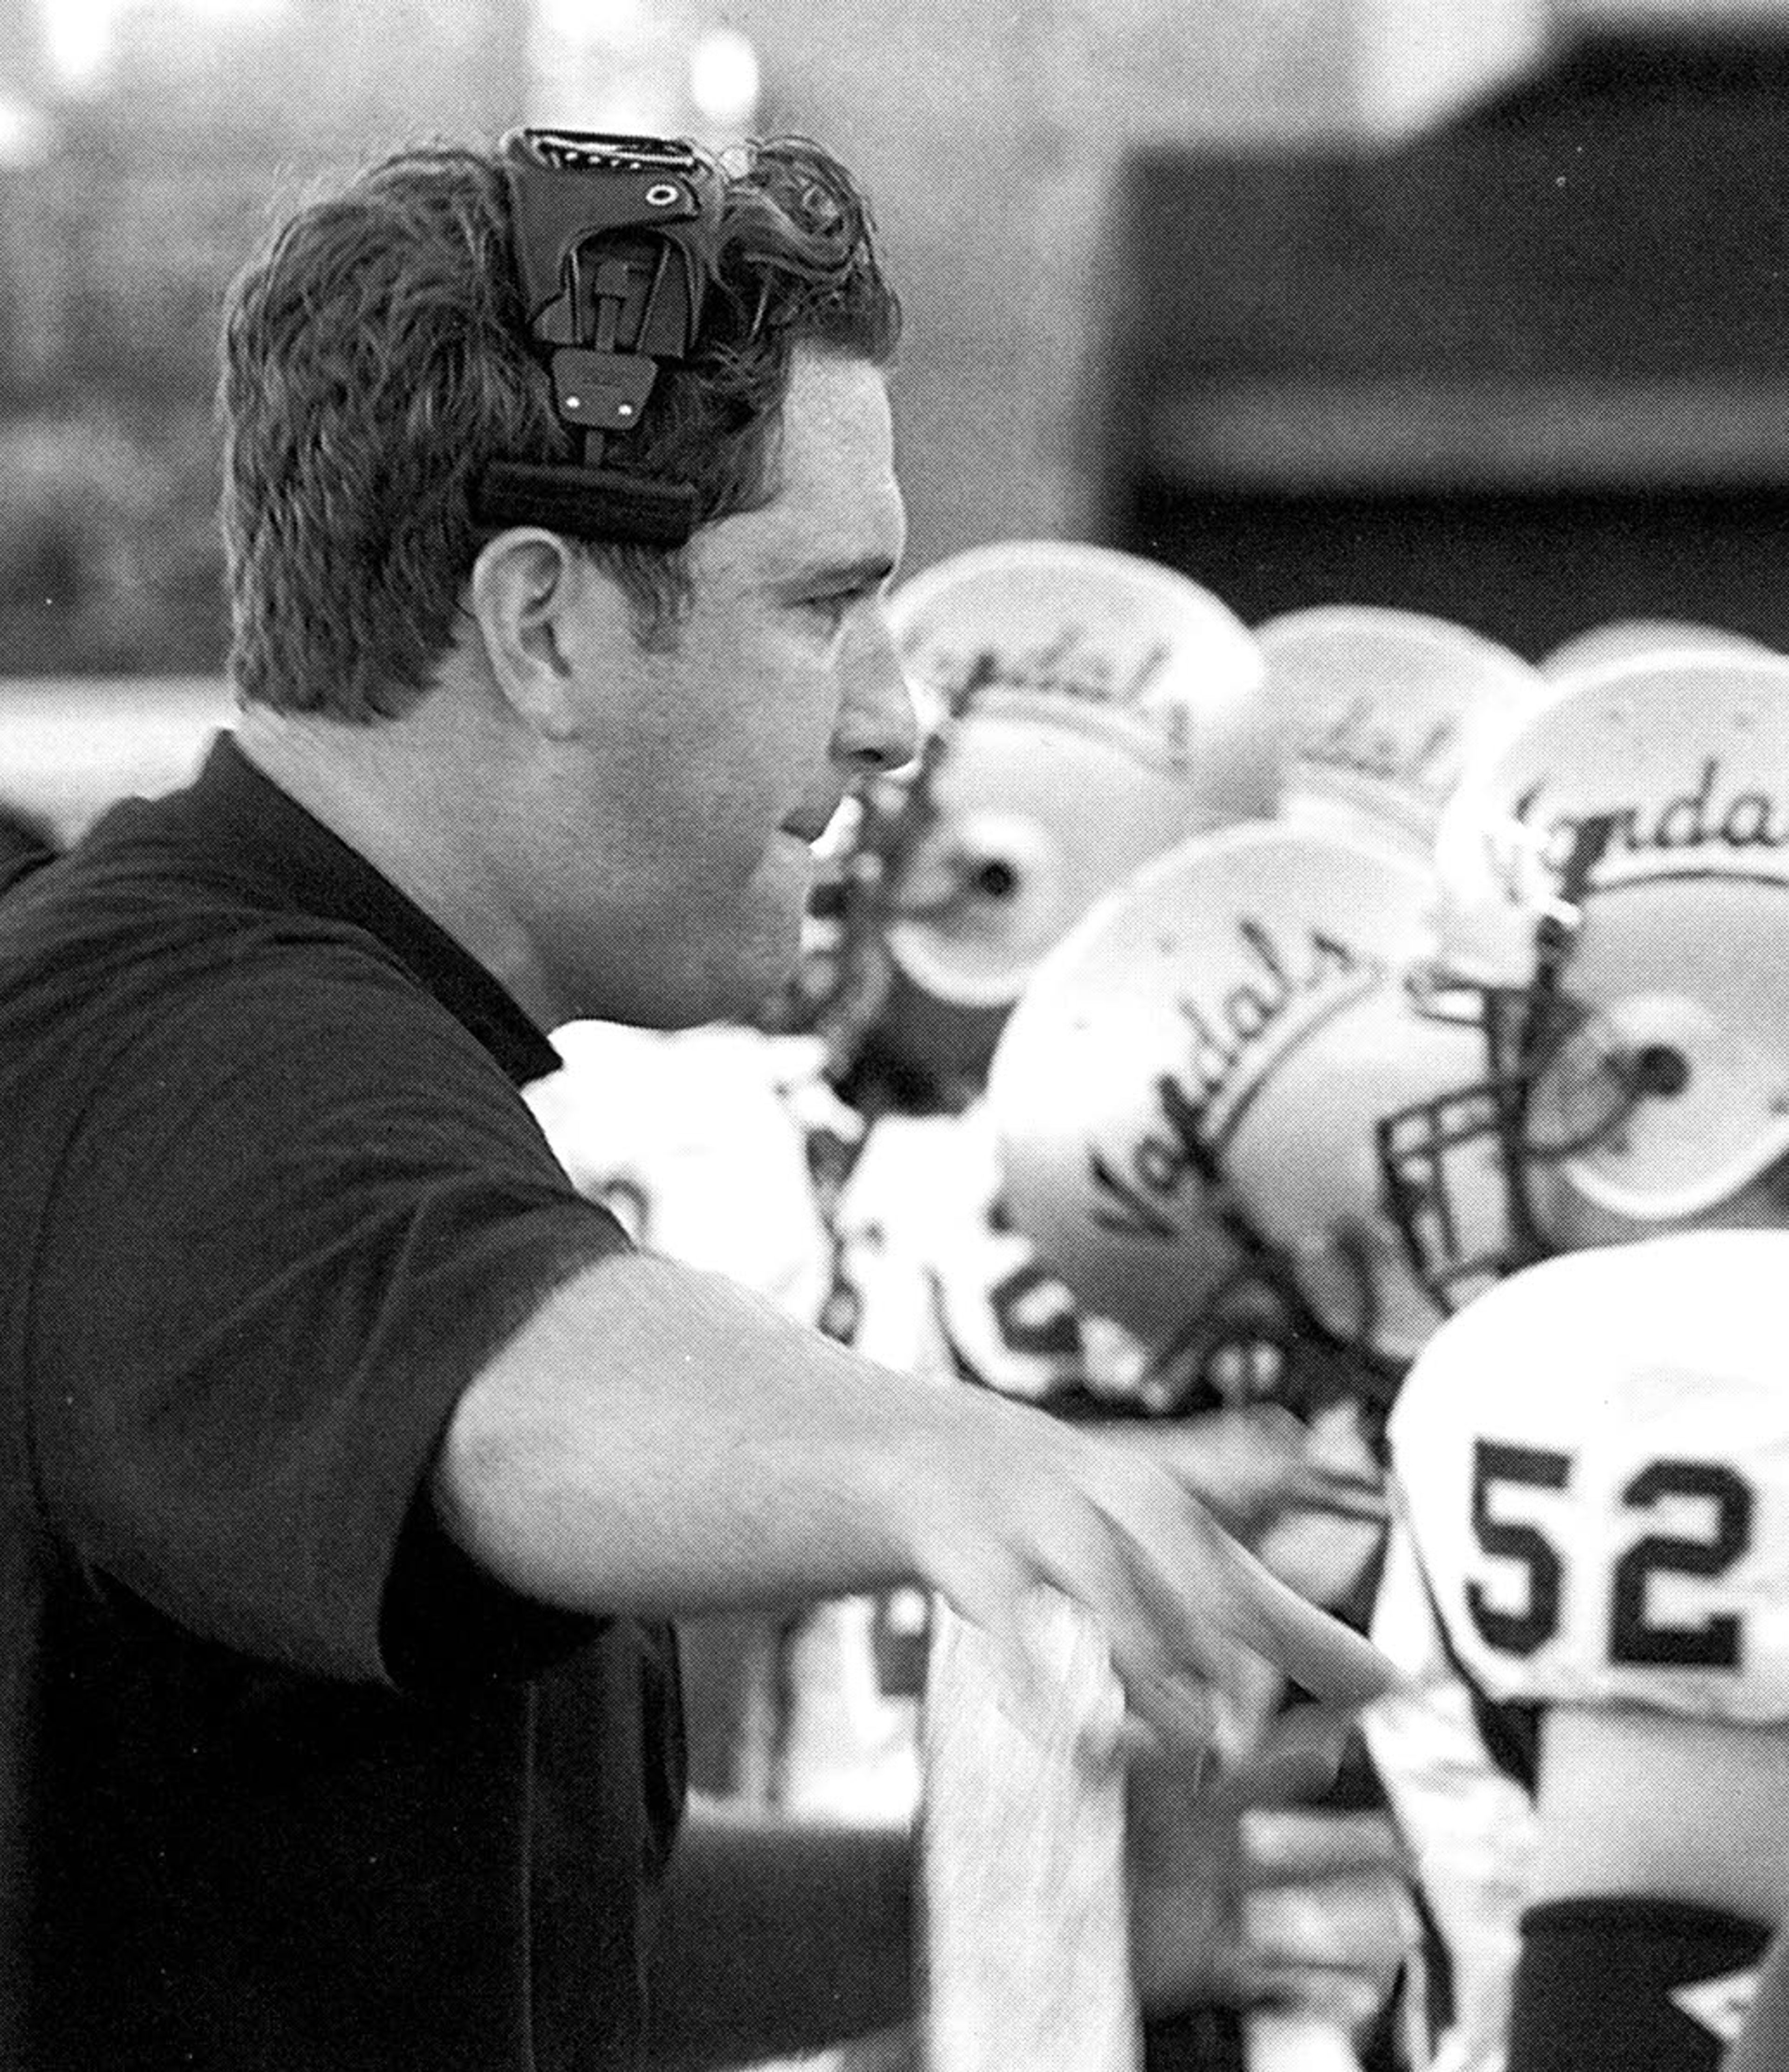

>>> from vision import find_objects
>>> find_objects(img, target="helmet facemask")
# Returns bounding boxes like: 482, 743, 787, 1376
1377, 812, 1636, 1309
1378, 651, 1789, 1307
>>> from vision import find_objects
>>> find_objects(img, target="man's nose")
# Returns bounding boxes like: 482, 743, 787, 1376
836, 617, 921, 777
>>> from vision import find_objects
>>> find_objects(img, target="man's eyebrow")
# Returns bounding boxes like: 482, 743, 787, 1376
769, 555, 900, 597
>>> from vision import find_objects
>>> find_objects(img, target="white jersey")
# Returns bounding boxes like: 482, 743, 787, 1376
1367, 1517, 1536, 2072
828, 1100, 1151, 1403
778, 1104, 1106, 1824
525, 1021, 832, 1324
1390, 1229, 1789, 1722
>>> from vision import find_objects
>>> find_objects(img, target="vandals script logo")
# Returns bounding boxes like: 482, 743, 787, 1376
901, 621, 1188, 758
1487, 756, 1789, 900
1298, 694, 1464, 814
1086, 916, 1386, 1242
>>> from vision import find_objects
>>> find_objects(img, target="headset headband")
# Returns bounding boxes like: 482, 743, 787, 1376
473, 128, 720, 548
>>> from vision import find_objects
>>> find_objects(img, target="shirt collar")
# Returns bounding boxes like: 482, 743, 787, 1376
171, 733, 562, 1088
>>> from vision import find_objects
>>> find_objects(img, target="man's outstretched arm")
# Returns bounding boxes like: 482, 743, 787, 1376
432, 1249, 1398, 1744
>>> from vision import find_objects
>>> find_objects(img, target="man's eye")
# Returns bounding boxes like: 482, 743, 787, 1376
802, 591, 859, 630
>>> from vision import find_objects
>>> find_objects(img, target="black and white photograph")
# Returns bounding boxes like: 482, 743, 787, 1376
1, 1, 1786, 2066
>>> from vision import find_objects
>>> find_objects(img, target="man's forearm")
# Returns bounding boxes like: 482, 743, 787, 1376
646, 1796, 914, 2070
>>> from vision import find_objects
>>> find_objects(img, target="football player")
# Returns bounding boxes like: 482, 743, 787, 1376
1374, 649, 1789, 2072
1251, 604, 1569, 2072
774, 540, 1287, 1830
996, 605, 1571, 2072
774, 545, 1431, 2069
987, 816, 1496, 2069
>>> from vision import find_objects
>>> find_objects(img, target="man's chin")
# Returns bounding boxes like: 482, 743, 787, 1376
681, 906, 805, 1033
549, 880, 805, 1033
718, 865, 810, 1021
729, 939, 806, 1033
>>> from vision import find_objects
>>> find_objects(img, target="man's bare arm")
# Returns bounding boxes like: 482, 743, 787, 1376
433, 1250, 1398, 1737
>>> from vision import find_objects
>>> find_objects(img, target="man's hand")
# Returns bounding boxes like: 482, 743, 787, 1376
1128, 1708, 1413, 2023
1243, 1805, 1416, 2036
892, 1390, 1399, 1752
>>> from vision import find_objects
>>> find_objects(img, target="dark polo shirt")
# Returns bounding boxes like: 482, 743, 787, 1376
0, 735, 684, 2070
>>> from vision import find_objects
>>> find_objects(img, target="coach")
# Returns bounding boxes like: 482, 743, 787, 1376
0, 130, 1391, 2069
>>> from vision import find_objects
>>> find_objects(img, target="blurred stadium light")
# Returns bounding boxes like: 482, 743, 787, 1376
526, 0, 762, 146
0, 0, 48, 160
34, 0, 113, 92
0, 90, 50, 164
687, 27, 760, 136
33, 0, 292, 96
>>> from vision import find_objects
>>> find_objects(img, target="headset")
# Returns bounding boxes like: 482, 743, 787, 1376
473, 128, 721, 548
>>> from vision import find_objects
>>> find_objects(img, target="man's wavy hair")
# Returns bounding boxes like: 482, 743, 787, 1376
218, 137, 901, 721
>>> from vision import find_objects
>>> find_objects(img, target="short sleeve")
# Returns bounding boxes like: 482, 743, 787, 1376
27, 941, 630, 1687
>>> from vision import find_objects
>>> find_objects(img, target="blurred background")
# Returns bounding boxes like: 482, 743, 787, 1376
2, 0, 1789, 678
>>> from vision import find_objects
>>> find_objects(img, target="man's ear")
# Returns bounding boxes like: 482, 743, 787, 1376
467, 530, 629, 740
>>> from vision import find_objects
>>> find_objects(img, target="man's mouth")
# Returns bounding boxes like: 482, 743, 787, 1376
780, 798, 845, 847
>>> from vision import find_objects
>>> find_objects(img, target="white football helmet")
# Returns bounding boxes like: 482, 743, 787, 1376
878, 540, 1275, 1010
986, 823, 1485, 1406
792, 541, 1277, 1103
1256, 606, 1546, 856
1378, 650, 1789, 1310
1539, 619, 1771, 686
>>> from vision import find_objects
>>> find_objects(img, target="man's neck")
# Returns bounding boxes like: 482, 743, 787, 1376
231, 701, 556, 1028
